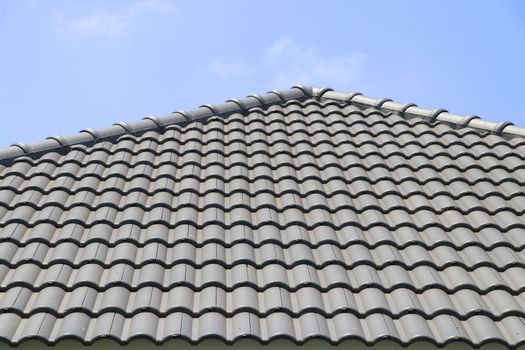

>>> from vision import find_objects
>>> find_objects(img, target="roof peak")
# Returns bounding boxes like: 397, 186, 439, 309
0, 85, 523, 165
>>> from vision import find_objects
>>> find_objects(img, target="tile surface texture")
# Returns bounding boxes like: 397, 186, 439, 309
0, 88, 525, 347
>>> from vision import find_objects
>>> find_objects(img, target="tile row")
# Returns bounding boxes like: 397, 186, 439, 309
2, 104, 524, 167
1, 263, 524, 293
3, 100, 523, 168
35, 101, 525, 147
3, 147, 524, 174
115, 119, 525, 154
0, 189, 523, 217
0, 109, 500, 161
0, 204, 523, 229
1, 311, 524, 346
75, 127, 525, 158
2, 167, 524, 197
2, 285, 524, 319
11, 135, 525, 164
10, 139, 522, 177
2, 223, 522, 250
0, 240, 522, 270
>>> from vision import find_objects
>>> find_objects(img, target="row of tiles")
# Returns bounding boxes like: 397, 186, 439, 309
13, 127, 516, 175
59, 116, 525, 153
3, 100, 522, 167
0, 189, 522, 216
1, 223, 523, 251
7, 119, 521, 176
27, 101, 525, 147
7, 105, 516, 154
36, 135, 525, 165
1, 106, 522, 162
1, 263, 524, 292
5, 136, 524, 181
2, 167, 523, 197
98, 130, 525, 161
3, 147, 524, 174
2, 285, 524, 319
0, 240, 522, 270
2, 175, 523, 209
1, 311, 524, 346
0, 203, 523, 229
9, 134, 525, 165
234, 99, 525, 144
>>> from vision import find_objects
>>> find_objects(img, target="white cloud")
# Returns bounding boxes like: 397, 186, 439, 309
209, 58, 255, 78
55, 13, 126, 38
54, 0, 175, 39
265, 37, 367, 87
131, 0, 175, 13
208, 37, 367, 88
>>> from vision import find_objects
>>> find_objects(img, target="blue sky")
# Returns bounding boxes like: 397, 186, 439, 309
1, 0, 525, 146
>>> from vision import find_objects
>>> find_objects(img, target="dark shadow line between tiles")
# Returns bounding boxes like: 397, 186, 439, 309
1, 217, 524, 233
1, 235, 523, 252
1, 255, 523, 272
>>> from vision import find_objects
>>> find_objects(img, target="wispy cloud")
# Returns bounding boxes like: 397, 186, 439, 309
208, 37, 367, 88
54, 0, 175, 40
55, 13, 127, 38
209, 58, 255, 78
265, 37, 367, 87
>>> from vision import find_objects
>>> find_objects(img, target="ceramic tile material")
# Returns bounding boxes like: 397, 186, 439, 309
0, 86, 524, 347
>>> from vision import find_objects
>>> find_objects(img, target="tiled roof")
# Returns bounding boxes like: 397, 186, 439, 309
0, 86, 524, 347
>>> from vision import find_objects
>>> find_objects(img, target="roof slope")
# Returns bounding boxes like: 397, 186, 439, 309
0, 86, 525, 347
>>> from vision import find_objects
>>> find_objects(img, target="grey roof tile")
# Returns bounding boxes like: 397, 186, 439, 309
0, 88, 525, 347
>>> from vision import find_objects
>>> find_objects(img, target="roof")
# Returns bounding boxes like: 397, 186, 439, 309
1, 86, 525, 165
0, 86, 524, 348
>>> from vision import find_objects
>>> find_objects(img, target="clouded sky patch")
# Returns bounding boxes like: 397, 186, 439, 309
209, 58, 255, 78
209, 37, 367, 89
53, 0, 175, 40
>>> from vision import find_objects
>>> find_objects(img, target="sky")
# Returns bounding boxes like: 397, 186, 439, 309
1, 0, 525, 147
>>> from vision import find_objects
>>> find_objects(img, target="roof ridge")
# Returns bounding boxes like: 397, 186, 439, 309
0, 85, 523, 165
0, 86, 313, 165
313, 88, 525, 139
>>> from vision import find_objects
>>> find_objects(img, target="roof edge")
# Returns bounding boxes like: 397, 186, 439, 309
0, 85, 523, 165
0, 86, 313, 165
313, 87, 525, 139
